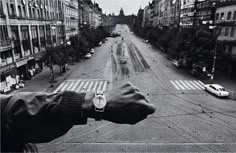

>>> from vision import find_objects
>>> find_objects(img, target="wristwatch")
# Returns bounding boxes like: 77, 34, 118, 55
93, 91, 107, 120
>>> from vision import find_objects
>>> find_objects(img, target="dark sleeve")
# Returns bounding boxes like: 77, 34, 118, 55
1, 91, 87, 145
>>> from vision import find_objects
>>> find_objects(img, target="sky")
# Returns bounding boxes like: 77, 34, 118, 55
95, 0, 152, 15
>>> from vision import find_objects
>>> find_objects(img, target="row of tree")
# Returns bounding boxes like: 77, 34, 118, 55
132, 25, 225, 71
42, 26, 113, 74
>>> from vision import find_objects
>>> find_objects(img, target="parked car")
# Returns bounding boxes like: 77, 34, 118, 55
85, 53, 92, 58
204, 84, 229, 97
90, 49, 95, 54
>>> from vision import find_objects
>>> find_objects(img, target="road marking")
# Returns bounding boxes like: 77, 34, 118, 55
193, 81, 204, 89
53, 82, 65, 93
66, 82, 75, 91
81, 81, 89, 92
76, 81, 85, 92
87, 81, 94, 92
60, 82, 70, 92
102, 81, 108, 92
170, 80, 180, 90
175, 80, 185, 90
184, 81, 196, 90
70, 80, 80, 91
170, 80, 206, 90
198, 81, 205, 87
97, 81, 103, 91
52, 79, 110, 93
179, 80, 191, 90
189, 81, 202, 90
92, 81, 99, 92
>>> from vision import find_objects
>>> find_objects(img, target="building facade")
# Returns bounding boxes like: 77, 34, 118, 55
215, 0, 236, 76
142, 2, 153, 28
180, 0, 195, 28
64, 0, 79, 41
0, 0, 64, 93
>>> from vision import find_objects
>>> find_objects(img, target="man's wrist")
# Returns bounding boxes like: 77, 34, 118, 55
82, 92, 96, 118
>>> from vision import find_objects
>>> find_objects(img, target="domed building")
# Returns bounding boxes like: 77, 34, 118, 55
109, 7, 135, 25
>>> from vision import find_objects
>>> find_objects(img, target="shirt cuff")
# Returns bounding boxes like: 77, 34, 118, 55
60, 91, 87, 125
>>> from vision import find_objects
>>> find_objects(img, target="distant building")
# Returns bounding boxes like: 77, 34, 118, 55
180, 0, 195, 28
109, 8, 135, 26
64, 0, 79, 41
142, 2, 153, 28
215, 0, 236, 76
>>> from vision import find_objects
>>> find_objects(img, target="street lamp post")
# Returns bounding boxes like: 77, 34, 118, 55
49, 55, 55, 85
211, 33, 218, 83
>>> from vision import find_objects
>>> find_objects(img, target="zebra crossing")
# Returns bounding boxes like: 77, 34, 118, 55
53, 79, 110, 93
170, 80, 206, 90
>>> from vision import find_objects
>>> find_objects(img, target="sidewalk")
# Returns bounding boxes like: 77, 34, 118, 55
11, 62, 79, 94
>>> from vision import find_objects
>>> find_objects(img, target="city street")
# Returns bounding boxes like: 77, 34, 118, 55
37, 25, 236, 152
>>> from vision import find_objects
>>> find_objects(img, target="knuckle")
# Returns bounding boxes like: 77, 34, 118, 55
136, 92, 145, 99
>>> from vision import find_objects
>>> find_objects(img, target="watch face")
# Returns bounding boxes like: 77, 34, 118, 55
93, 95, 106, 109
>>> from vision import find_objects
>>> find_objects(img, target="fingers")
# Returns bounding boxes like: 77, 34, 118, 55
136, 100, 156, 115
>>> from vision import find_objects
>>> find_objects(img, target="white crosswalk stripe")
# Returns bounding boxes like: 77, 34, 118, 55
170, 80, 206, 91
53, 79, 109, 93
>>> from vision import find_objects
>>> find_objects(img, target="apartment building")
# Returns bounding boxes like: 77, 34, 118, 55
92, 3, 102, 29
180, 0, 195, 28
195, 0, 217, 29
215, 0, 236, 76
64, 0, 79, 41
0, 0, 64, 93
142, 2, 153, 28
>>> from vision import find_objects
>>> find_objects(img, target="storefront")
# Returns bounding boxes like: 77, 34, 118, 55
0, 64, 18, 94
15, 58, 29, 80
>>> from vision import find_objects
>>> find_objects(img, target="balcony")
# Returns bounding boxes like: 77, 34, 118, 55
217, 0, 236, 8
0, 40, 11, 48
218, 36, 236, 45
215, 20, 236, 26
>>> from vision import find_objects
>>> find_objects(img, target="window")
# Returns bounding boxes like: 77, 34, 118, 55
225, 27, 229, 36
10, 3, 16, 16
227, 12, 232, 20
231, 27, 236, 37
0, 26, 9, 42
18, 5, 22, 17
22, 6, 26, 17
0, 1, 4, 16
215, 13, 219, 21
233, 11, 236, 20
220, 13, 224, 20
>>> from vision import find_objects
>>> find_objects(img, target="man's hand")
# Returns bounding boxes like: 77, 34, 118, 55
83, 83, 156, 124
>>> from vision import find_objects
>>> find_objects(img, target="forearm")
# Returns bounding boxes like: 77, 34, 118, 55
1, 91, 88, 144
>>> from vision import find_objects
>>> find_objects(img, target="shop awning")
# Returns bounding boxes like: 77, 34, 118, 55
15, 59, 28, 68
34, 51, 46, 60
0, 64, 16, 75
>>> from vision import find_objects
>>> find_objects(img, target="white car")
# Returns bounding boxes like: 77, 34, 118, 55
85, 53, 91, 58
204, 84, 229, 97
90, 49, 95, 54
